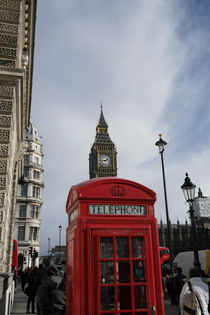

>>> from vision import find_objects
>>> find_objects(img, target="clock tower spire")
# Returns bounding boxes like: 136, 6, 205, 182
89, 106, 117, 178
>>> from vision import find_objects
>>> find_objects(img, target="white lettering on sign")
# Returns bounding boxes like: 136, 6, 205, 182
89, 205, 146, 216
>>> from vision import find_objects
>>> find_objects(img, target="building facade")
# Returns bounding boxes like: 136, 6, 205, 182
89, 107, 117, 178
0, 0, 37, 272
14, 123, 44, 269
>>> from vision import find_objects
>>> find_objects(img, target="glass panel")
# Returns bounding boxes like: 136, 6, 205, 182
133, 261, 145, 282
134, 286, 147, 309
101, 286, 115, 311
116, 237, 129, 258
101, 262, 114, 284
135, 313, 148, 315
117, 286, 131, 310
100, 237, 113, 258
117, 261, 130, 283
132, 237, 144, 258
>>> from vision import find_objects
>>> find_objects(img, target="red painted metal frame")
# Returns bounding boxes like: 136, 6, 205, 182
66, 177, 165, 315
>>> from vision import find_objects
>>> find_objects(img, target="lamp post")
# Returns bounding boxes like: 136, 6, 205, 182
155, 134, 173, 264
155, 134, 177, 304
58, 224, 62, 263
181, 173, 201, 269
48, 237, 51, 257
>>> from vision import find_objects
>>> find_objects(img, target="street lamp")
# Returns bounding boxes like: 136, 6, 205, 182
181, 173, 201, 269
48, 237, 51, 257
58, 224, 62, 263
155, 134, 173, 263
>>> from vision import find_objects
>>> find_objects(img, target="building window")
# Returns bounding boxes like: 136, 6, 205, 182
21, 185, 28, 196
33, 186, 40, 198
19, 205, 26, 218
23, 167, 29, 177
18, 226, 25, 241
31, 205, 39, 218
33, 170, 40, 180
24, 155, 29, 163
34, 157, 39, 164
0, 211, 3, 222
29, 227, 38, 241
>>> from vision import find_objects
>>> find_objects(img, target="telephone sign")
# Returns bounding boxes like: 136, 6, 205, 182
89, 204, 146, 215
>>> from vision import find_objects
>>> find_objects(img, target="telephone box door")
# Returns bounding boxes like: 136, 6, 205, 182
91, 229, 156, 315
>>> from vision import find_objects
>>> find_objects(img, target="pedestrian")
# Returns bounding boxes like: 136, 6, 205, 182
25, 266, 38, 314
20, 268, 28, 292
36, 265, 63, 315
51, 272, 66, 315
174, 267, 186, 304
179, 267, 209, 314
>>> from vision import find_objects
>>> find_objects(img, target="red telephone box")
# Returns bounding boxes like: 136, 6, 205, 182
66, 177, 164, 315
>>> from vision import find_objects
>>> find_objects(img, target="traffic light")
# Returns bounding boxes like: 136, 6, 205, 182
29, 246, 33, 257
33, 248, 38, 259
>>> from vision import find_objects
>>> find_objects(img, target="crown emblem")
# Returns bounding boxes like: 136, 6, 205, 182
110, 185, 126, 197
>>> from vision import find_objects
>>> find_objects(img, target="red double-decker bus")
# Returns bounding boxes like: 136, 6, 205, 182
159, 246, 170, 265
11, 239, 18, 273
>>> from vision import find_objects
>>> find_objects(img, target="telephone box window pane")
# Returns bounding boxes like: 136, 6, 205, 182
132, 237, 144, 258
116, 237, 129, 258
134, 286, 147, 309
101, 286, 115, 311
100, 237, 113, 258
117, 286, 131, 310
133, 261, 145, 282
117, 261, 130, 283
101, 262, 114, 284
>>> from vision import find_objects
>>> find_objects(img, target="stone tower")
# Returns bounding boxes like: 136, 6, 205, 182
89, 107, 117, 178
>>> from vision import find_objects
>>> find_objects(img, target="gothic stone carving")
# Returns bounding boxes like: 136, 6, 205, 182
0, 177, 6, 188
0, 100, 12, 113
0, 10, 19, 24
0, 159, 7, 173
0, 129, 10, 142
0, 145, 8, 156
0, 60, 15, 68
0, 116, 11, 127
0, 23, 18, 34
0, 85, 13, 98
0, 192, 5, 207
0, 0, 21, 10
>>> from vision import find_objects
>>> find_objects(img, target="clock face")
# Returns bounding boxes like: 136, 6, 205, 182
98, 154, 112, 167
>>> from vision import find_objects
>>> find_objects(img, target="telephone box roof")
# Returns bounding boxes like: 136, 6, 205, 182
66, 177, 156, 212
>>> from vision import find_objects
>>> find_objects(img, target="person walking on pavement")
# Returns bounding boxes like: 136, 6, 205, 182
20, 268, 28, 292
36, 265, 65, 315
25, 266, 38, 314
179, 267, 209, 314
174, 267, 186, 305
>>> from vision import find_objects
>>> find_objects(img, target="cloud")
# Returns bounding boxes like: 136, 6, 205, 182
32, 0, 210, 254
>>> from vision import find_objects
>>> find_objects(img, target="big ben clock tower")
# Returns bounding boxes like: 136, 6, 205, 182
89, 107, 117, 178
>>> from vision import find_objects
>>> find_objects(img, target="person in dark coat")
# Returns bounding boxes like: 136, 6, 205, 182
174, 267, 186, 304
36, 265, 64, 315
51, 273, 66, 315
26, 267, 38, 314
20, 268, 28, 292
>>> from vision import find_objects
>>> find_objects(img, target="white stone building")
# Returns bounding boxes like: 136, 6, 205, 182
0, 0, 37, 272
14, 123, 44, 269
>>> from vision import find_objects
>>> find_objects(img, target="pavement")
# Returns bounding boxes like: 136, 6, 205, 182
11, 283, 179, 315
11, 284, 30, 315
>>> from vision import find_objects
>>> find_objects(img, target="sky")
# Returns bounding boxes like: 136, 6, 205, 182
31, 0, 210, 254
